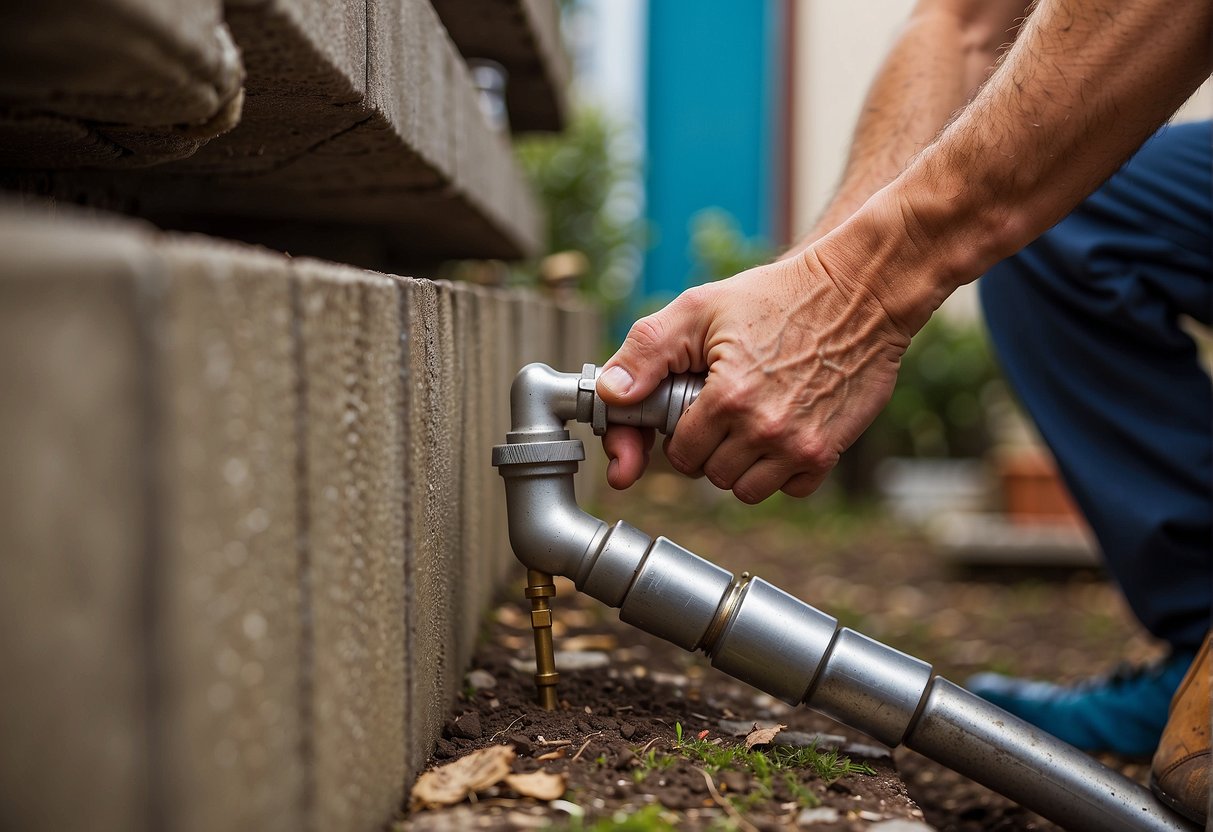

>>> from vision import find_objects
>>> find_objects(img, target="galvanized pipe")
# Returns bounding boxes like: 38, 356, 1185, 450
492, 363, 1197, 832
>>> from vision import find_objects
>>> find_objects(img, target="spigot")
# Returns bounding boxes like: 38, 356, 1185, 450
491, 362, 1197, 832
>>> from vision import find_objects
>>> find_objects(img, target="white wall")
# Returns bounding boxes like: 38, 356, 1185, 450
792, 3, 1212, 237
790, 2, 1211, 321
791, 0, 914, 239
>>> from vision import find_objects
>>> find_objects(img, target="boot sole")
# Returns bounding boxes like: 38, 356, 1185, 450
1149, 772, 1208, 826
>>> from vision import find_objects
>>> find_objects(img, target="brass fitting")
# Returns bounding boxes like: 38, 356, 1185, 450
524, 569, 559, 710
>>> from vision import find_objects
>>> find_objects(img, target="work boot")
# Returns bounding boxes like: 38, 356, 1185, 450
1150, 631, 1210, 826
966, 647, 1197, 757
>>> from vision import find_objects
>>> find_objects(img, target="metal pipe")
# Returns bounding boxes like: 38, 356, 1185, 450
492, 363, 1197, 832
525, 569, 559, 710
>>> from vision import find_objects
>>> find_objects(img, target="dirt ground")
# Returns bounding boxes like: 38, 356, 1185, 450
397, 465, 1163, 831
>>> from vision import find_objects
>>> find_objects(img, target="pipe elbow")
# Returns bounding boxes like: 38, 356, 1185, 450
503, 474, 606, 576
509, 363, 580, 434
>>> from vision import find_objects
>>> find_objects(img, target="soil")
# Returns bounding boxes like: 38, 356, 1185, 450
397, 462, 1161, 831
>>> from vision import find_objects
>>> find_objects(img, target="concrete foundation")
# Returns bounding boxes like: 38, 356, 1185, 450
0, 204, 597, 831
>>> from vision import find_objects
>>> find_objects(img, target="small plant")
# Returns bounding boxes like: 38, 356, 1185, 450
671, 722, 875, 812
577, 804, 680, 832
631, 746, 677, 784
781, 771, 819, 808
559, 803, 680, 832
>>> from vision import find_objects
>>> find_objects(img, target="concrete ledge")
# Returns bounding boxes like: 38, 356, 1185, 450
430, 0, 570, 132
1, 0, 549, 260
0, 204, 597, 831
140, 0, 542, 259
0, 0, 243, 168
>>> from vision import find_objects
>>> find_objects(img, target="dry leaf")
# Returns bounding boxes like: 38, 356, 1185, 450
744, 723, 787, 750
410, 745, 515, 809
505, 770, 568, 801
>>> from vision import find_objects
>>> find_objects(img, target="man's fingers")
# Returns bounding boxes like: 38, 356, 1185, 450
664, 398, 729, 478
700, 435, 756, 491
780, 472, 824, 499
597, 290, 709, 405
731, 459, 803, 504
602, 425, 656, 490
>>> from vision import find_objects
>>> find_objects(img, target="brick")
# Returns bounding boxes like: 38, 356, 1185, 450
451, 283, 483, 665
0, 211, 156, 832
294, 259, 407, 831
154, 237, 304, 832
478, 289, 509, 579
399, 277, 463, 775
489, 290, 520, 584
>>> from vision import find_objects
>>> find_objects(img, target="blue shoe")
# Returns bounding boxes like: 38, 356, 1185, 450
966, 650, 1197, 757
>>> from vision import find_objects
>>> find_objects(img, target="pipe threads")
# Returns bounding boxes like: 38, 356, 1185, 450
526, 569, 559, 711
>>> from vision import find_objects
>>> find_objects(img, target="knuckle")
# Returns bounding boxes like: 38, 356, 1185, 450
715, 384, 752, 416
665, 446, 694, 475
733, 484, 767, 505
675, 285, 709, 313
793, 438, 838, 474
627, 315, 666, 351
702, 463, 733, 490
781, 478, 815, 499
751, 413, 786, 443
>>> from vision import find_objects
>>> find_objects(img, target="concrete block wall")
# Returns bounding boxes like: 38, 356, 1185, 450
0, 205, 602, 832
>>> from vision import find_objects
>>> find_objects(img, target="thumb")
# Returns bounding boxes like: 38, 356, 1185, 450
597, 292, 708, 404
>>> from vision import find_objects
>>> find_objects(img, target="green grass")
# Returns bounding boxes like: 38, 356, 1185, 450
673, 722, 874, 782
630, 746, 677, 783
667, 722, 875, 813
569, 804, 680, 831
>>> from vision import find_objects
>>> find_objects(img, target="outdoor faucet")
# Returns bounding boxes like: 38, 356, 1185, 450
492, 362, 1197, 832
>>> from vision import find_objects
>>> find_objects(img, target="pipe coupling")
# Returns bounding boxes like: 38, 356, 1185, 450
578, 363, 704, 436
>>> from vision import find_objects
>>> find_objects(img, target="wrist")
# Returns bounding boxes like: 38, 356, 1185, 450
805, 189, 955, 339
808, 153, 1025, 337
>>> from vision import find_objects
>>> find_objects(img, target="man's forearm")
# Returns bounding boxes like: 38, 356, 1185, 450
819, 0, 1213, 336
785, 0, 1028, 255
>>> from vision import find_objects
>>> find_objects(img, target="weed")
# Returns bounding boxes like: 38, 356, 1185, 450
671, 722, 874, 811
782, 771, 819, 808
565, 803, 680, 831
631, 746, 676, 783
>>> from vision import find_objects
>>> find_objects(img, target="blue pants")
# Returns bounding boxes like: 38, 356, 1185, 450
980, 120, 1212, 652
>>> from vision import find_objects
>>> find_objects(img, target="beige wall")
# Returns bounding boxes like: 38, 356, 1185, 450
791, 0, 915, 240
790, 2, 1211, 322
791, 2, 1213, 241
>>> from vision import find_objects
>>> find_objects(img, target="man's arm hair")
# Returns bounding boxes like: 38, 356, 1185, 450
813, 0, 1213, 336
785, 0, 1031, 256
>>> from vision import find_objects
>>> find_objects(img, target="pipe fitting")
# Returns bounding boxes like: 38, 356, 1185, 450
493, 364, 1197, 832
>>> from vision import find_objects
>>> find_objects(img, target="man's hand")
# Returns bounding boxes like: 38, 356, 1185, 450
597, 249, 912, 502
